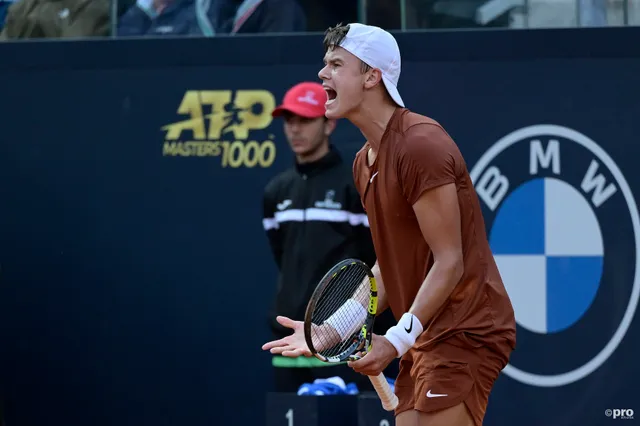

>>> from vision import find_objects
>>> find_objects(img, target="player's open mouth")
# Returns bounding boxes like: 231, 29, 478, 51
325, 88, 337, 105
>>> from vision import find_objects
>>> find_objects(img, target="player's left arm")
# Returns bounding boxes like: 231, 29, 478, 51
408, 183, 464, 324
382, 123, 465, 358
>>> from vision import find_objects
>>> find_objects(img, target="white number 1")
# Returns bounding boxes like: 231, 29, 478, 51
285, 408, 294, 426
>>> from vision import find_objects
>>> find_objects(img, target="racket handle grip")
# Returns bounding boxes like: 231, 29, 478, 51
368, 373, 399, 411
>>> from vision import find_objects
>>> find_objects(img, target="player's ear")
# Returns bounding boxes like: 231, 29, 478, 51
324, 118, 337, 136
363, 68, 383, 90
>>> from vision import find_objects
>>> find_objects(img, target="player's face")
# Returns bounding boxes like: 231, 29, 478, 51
318, 47, 366, 120
283, 113, 330, 159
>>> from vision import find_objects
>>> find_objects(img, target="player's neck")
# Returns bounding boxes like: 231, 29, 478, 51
296, 140, 330, 164
349, 101, 397, 152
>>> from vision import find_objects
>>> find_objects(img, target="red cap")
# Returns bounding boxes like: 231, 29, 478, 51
272, 82, 327, 118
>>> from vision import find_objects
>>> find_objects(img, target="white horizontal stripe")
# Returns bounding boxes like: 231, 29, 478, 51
305, 208, 369, 227
262, 218, 278, 230
350, 213, 368, 226
263, 208, 369, 230
306, 208, 349, 222
275, 209, 304, 222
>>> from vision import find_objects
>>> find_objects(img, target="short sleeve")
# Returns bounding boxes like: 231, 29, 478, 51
398, 124, 459, 205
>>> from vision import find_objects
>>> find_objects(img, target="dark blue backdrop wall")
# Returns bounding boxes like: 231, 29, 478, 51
0, 27, 639, 426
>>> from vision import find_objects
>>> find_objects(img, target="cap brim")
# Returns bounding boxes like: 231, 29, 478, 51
272, 104, 324, 118
382, 76, 405, 108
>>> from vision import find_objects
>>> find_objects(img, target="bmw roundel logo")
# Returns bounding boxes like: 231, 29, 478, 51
470, 124, 640, 387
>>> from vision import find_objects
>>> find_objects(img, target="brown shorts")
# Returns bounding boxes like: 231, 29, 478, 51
393, 333, 513, 426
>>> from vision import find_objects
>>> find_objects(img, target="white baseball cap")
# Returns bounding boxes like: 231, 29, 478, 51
338, 23, 404, 108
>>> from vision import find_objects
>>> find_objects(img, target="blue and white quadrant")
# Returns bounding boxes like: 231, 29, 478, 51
490, 178, 604, 334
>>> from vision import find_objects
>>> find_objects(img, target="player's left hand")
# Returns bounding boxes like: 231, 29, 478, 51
347, 334, 397, 376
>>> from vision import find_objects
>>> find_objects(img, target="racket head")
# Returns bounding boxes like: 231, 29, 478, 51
303, 258, 378, 363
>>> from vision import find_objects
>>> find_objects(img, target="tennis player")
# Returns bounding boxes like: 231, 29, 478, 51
262, 23, 516, 426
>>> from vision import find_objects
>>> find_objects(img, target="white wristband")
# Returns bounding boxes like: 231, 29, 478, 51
384, 312, 423, 358
324, 299, 368, 340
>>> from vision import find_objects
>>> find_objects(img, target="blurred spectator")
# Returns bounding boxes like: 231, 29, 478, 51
408, 0, 512, 28
0, 0, 110, 39
297, 0, 356, 32
117, 0, 218, 36
217, 0, 306, 33
0, 0, 14, 32
579, 0, 607, 25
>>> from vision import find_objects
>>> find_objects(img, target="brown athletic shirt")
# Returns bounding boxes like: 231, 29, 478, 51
353, 108, 516, 352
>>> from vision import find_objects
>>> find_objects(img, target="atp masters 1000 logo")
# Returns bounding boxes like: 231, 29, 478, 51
161, 90, 277, 168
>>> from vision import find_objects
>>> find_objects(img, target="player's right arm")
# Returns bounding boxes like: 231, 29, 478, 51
305, 263, 388, 354
262, 262, 388, 357
317, 261, 388, 346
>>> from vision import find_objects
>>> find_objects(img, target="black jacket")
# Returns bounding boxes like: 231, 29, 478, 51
262, 147, 376, 339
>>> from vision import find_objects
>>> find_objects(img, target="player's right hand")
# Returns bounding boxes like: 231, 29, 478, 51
261, 316, 312, 357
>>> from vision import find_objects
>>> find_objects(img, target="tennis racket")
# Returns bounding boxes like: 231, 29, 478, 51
303, 258, 399, 411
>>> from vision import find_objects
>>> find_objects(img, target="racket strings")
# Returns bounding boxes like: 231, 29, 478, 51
310, 265, 369, 359
312, 266, 363, 322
